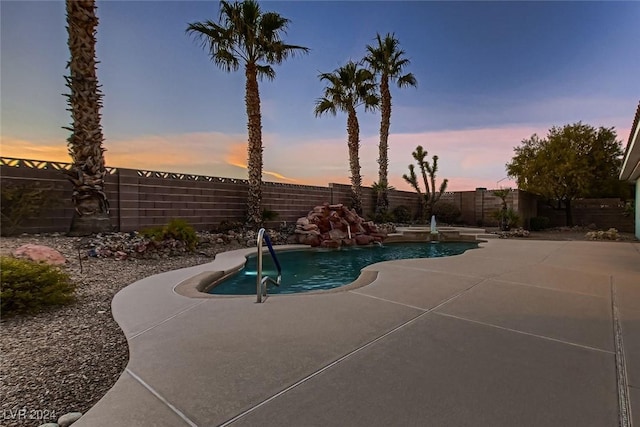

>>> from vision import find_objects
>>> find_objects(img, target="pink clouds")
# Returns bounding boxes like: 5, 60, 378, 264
0, 136, 70, 161
0, 124, 562, 191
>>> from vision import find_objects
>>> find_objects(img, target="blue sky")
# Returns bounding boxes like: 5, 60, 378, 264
1, 0, 639, 191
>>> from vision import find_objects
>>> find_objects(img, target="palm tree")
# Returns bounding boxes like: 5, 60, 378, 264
64, 0, 111, 235
315, 61, 379, 214
364, 33, 417, 217
187, 0, 309, 227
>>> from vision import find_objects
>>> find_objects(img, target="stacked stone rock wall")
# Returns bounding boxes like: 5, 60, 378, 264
295, 203, 387, 248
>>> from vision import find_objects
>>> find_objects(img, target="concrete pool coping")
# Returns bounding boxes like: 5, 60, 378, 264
76, 238, 640, 427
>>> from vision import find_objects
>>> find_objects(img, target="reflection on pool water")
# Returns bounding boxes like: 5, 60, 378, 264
208, 241, 478, 295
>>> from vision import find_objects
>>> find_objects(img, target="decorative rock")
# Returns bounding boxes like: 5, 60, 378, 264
341, 238, 355, 246
285, 234, 298, 244
299, 234, 321, 247
12, 244, 66, 265
321, 239, 341, 248
296, 204, 387, 248
294, 228, 320, 236
38, 423, 59, 427
356, 235, 374, 245
57, 412, 83, 427
328, 229, 347, 241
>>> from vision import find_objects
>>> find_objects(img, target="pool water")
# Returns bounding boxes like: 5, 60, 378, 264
208, 242, 478, 295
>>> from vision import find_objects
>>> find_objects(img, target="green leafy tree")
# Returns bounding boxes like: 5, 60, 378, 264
364, 33, 417, 217
187, 0, 309, 227
507, 122, 625, 226
315, 61, 379, 214
402, 145, 448, 222
64, 0, 112, 235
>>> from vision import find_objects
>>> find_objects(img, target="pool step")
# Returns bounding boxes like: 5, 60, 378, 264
389, 227, 494, 242
473, 233, 499, 239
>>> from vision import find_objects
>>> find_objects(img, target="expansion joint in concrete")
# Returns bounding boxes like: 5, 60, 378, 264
218, 275, 490, 426
611, 276, 633, 427
125, 368, 198, 427
129, 300, 207, 340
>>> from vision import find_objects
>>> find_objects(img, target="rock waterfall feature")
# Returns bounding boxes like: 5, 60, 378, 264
295, 203, 387, 248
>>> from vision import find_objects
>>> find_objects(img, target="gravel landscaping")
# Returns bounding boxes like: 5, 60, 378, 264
0, 226, 636, 426
0, 232, 262, 427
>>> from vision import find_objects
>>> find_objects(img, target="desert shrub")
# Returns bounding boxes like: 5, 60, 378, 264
1, 182, 60, 236
623, 201, 635, 218
373, 211, 394, 223
262, 208, 279, 222
529, 216, 550, 231
1, 256, 76, 315
585, 228, 619, 241
213, 220, 244, 233
432, 201, 461, 224
391, 205, 412, 223
141, 218, 198, 251
491, 208, 520, 230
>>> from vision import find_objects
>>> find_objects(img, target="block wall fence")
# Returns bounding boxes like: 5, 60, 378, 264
0, 157, 633, 234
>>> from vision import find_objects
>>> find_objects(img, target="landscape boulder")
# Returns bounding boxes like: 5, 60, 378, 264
12, 244, 66, 265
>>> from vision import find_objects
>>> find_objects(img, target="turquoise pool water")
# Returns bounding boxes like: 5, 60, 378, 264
208, 242, 478, 295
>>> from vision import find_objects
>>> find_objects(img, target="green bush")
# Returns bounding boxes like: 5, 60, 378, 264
623, 201, 635, 218
529, 216, 550, 231
1, 256, 76, 315
373, 211, 394, 223
491, 208, 520, 230
141, 218, 198, 251
262, 208, 279, 222
391, 205, 412, 223
432, 201, 461, 224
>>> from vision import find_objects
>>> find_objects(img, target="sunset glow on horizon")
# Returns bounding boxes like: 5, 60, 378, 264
2, 1, 637, 193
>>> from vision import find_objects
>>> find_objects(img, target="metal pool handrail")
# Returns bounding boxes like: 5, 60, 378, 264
256, 228, 282, 303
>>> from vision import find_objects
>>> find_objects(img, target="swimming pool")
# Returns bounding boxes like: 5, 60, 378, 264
208, 242, 478, 295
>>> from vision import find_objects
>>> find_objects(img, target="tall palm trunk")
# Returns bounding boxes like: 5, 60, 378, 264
245, 63, 263, 227
64, 0, 111, 235
376, 73, 391, 215
347, 107, 363, 214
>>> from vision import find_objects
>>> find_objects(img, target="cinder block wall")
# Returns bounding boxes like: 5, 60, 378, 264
537, 198, 635, 232
0, 159, 119, 234
7, 157, 628, 234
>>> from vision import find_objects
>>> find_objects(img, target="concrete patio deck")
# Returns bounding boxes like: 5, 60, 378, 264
76, 239, 639, 427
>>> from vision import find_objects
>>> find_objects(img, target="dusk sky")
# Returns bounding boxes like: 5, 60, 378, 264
1, 1, 639, 191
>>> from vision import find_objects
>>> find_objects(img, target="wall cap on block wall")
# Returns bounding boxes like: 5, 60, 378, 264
0, 157, 118, 174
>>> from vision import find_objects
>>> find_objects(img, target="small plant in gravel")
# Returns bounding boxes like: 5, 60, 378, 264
141, 219, 198, 251
585, 228, 620, 241
0, 256, 76, 315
